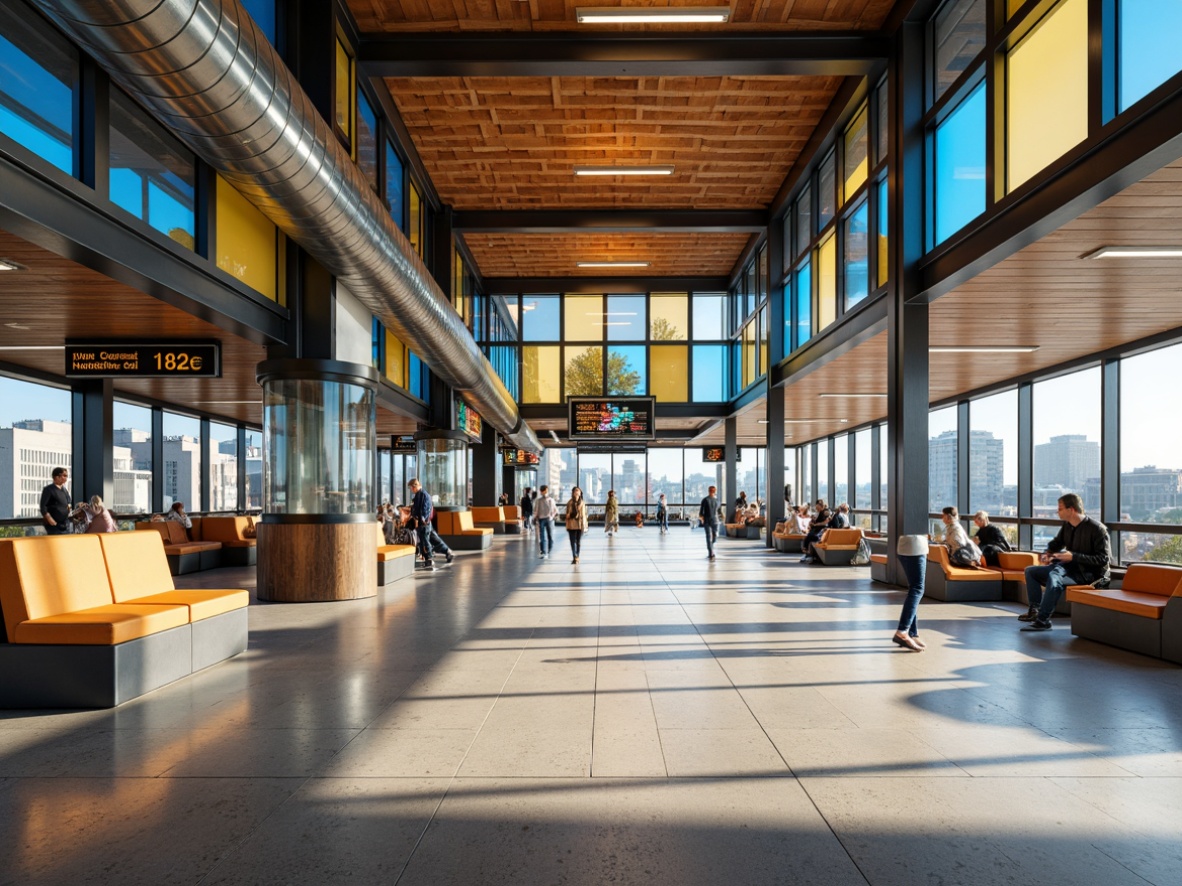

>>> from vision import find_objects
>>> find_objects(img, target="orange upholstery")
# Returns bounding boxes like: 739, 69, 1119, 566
14, 603, 190, 645
817, 528, 863, 551
437, 510, 493, 536
997, 551, 1040, 570
503, 505, 521, 520
126, 590, 248, 621
927, 544, 998, 581
374, 524, 415, 561
199, 516, 257, 547
870, 554, 888, 565
1066, 564, 1182, 619
135, 521, 221, 562
0, 536, 115, 639
471, 506, 505, 523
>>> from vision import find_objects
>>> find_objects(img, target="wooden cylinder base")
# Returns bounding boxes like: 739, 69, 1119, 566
257, 521, 377, 602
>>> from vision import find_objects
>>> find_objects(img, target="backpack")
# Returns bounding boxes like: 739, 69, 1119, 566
850, 538, 871, 566
950, 540, 983, 568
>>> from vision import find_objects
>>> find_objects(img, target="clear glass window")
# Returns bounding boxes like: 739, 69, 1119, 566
647, 449, 684, 511
113, 401, 152, 517
162, 412, 202, 511
844, 199, 870, 309
606, 294, 646, 341
0, 13, 76, 174
933, 0, 986, 105
817, 152, 836, 228
801, 443, 814, 506
110, 90, 196, 249
843, 105, 869, 197
613, 454, 645, 505
209, 422, 238, 512
684, 449, 724, 510
521, 293, 560, 341
817, 442, 829, 505
0, 377, 72, 521
795, 185, 812, 257
579, 453, 611, 505
1033, 367, 1102, 531
607, 345, 645, 395
1118, 0, 1182, 110
564, 295, 603, 341
876, 79, 889, 164
855, 429, 872, 513
934, 81, 986, 245
692, 293, 726, 339
969, 389, 1018, 516
1007, 0, 1088, 191
834, 435, 849, 506
929, 405, 958, 513
1120, 343, 1182, 529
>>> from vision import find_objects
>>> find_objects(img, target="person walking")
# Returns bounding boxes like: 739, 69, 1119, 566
564, 486, 588, 564
892, 534, 930, 651
520, 488, 534, 533
656, 493, 669, 534
604, 489, 619, 537
408, 478, 454, 570
699, 485, 720, 560
39, 467, 72, 535
534, 485, 557, 559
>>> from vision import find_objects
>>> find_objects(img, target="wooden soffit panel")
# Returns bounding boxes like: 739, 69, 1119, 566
464, 231, 751, 276
383, 74, 842, 210
349, 0, 896, 33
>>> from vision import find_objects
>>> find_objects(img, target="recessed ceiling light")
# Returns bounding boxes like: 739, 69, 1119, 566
576, 261, 651, 268
819, 393, 887, 399
576, 6, 731, 24
191, 400, 259, 405
573, 166, 675, 176
930, 345, 1040, 354
1084, 246, 1182, 259
0, 259, 25, 271
784, 419, 820, 424
757, 419, 769, 424
0, 345, 65, 351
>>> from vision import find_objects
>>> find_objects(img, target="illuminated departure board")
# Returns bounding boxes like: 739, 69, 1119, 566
65, 342, 220, 378
568, 397, 655, 441
703, 447, 741, 462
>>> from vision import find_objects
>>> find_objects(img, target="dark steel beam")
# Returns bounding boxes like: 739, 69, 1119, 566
918, 76, 1182, 301
484, 276, 729, 294
358, 34, 889, 78
771, 296, 887, 389
454, 209, 767, 234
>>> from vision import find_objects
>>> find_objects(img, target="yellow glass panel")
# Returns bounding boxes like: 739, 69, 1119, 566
215, 176, 277, 300
564, 345, 603, 396
877, 231, 888, 287
564, 295, 603, 341
650, 293, 688, 340
843, 105, 869, 197
453, 251, 465, 319
384, 329, 406, 387
335, 38, 352, 142
818, 234, 837, 330
742, 322, 756, 389
276, 234, 287, 307
758, 307, 768, 376
650, 345, 688, 401
1006, 0, 1088, 191
1008, 0, 1025, 17
523, 345, 561, 403
408, 183, 423, 258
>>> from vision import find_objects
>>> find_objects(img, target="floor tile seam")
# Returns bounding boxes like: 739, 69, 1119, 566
193, 775, 313, 886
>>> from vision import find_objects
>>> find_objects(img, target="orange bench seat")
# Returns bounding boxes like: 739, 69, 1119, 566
1067, 563, 1182, 661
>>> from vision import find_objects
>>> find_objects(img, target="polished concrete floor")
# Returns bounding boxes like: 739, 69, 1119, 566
2, 527, 1181, 885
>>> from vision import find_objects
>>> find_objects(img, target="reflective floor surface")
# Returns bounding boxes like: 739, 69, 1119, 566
2, 527, 1180, 884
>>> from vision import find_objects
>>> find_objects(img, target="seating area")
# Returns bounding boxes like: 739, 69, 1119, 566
435, 510, 494, 550
813, 527, 865, 565
724, 522, 762, 539
375, 524, 416, 586
1067, 563, 1182, 663
771, 522, 805, 552
193, 516, 258, 566
136, 520, 223, 574
0, 532, 248, 708
471, 505, 508, 534
924, 544, 1003, 601
501, 505, 523, 533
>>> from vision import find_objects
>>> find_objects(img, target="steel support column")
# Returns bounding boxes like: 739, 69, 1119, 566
71, 380, 113, 511
724, 418, 738, 519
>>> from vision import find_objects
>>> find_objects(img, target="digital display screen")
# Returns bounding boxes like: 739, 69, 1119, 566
502, 449, 540, 466
65, 342, 221, 378
703, 447, 741, 462
568, 397, 655, 441
390, 435, 417, 453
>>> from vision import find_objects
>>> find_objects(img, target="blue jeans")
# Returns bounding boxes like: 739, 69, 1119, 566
896, 554, 926, 637
1025, 563, 1069, 620
537, 518, 553, 554
704, 523, 718, 556
416, 524, 450, 561
568, 529, 583, 558
657, 510, 668, 531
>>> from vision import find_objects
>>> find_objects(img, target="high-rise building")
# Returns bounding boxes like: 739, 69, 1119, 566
968, 430, 1006, 512
1120, 466, 1182, 521
1034, 434, 1100, 507
928, 429, 958, 509
0, 419, 73, 519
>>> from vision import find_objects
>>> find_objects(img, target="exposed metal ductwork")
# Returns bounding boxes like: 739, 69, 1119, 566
33, 0, 541, 452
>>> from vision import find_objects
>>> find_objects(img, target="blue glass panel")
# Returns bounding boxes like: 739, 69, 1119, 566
782, 283, 792, 356
608, 346, 646, 395
692, 344, 727, 402
357, 90, 378, 190
521, 294, 560, 341
409, 353, 423, 400
1119, 0, 1182, 110
606, 294, 646, 341
241, 0, 277, 44
794, 259, 812, 350
844, 200, 869, 309
0, 23, 76, 175
933, 81, 986, 245
385, 141, 405, 230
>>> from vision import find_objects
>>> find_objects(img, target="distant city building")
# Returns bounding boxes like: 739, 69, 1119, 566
1034, 434, 1099, 503
0, 419, 74, 519
1120, 466, 1182, 521
929, 429, 958, 509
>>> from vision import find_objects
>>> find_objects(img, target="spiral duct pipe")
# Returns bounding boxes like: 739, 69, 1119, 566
34, 0, 541, 452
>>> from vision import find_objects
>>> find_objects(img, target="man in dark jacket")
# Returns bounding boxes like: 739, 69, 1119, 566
700, 486, 720, 561
408, 478, 453, 570
1021, 493, 1110, 632
40, 467, 72, 535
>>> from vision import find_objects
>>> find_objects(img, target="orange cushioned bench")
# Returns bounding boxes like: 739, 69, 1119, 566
471, 506, 508, 534
924, 544, 1002, 602
772, 522, 805, 552
870, 553, 890, 583
1067, 563, 1182, 662
0, 532, 248, 708
435, 510, 493, 551
501, 505, 523, 534
375, 523, 416, 586
136, 521, 222, 574
814, 528, 865, 566
197, 516, 257, 566
725, 522, 761, 539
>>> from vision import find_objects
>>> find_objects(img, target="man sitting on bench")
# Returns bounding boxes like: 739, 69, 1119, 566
1020, 493, 1111, 632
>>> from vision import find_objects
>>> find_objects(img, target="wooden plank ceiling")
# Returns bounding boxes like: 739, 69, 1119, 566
349, 0, 896, 33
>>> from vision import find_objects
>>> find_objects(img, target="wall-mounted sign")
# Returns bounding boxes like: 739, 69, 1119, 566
456, 400, 483, 442
703, 447, 741, 463
65, 342, 221, 378
568, 396, 655, 441
390, 435, 417, 453
502, 449, 540, 466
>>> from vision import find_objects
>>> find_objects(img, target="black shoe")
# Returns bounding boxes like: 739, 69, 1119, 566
1017, 605, 1038, 622
1020, 618, 1051, 632
445, 552, 454, 564
424, 561, 436, 571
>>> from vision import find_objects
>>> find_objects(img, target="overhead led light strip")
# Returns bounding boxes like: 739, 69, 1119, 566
1084, 246, 1182, 259
576, 7, 731, 23
930, 345, 1040, 354
0, 259, 24, 271
573, 166, 674, 176
818, 393, 887, 399
576, 261, 651, 268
